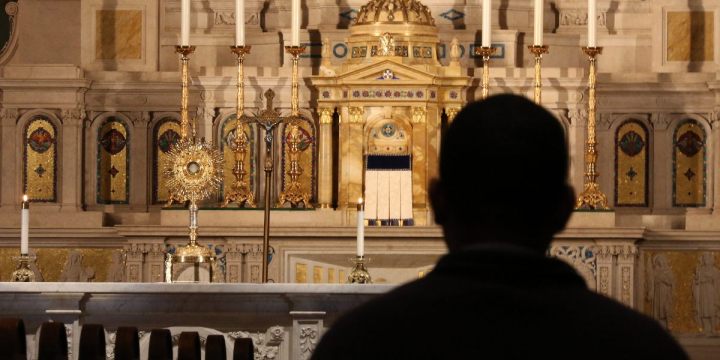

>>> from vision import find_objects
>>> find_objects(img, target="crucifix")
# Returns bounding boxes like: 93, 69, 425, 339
244, 89, 299, 282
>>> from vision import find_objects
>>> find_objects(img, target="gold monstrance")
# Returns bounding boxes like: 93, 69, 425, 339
164, 45, 224, 282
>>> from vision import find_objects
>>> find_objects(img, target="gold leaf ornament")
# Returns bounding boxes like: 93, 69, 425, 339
164, 139, 223, 203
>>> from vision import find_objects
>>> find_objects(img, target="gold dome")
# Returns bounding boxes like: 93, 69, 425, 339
354, 0, 435, 26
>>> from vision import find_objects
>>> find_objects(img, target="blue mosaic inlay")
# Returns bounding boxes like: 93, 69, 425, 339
440, 9, 464, 21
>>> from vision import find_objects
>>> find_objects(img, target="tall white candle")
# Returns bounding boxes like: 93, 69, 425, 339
534, 0, 543, 45
482, 0, 492, 47
587, 0, 597, 47
181, 0, 190, 46
356, 198, 364, 257
20, 195, 28, 255
235, 0, 245, 46
291, 0, 301, 46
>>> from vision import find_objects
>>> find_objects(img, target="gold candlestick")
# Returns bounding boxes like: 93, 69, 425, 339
528, 45, 549, 104
164, 44, 224, 282
348, 256, 371, 284
176, 45, 196, 140
285, 46, 306, 116
11, 254, 35, 282
167, 45, 197, 207
576, 46, 609, 210
474, 46, 497, 99
223, 45, 256, 208
278, 46, 312, 208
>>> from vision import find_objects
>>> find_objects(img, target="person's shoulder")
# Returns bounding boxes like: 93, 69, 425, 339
310, 279, 431, 360
578, 292, 688, 358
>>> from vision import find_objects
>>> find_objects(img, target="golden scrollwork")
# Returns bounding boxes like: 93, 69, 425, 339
164, 139, 224, 204
446, 107, 459, 123
474, 46, 497, 100
528, 45, 549, 105
348, 106, 365, 124
412, 106, 427, 124
377, 32, 396, 57
576, 46, 609, 210
319, 108, 334, 124
278, 122, 313, 208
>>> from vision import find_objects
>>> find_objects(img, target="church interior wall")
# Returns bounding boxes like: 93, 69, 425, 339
2, 0, 720, 355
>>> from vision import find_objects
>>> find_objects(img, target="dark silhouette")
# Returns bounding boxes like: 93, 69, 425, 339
37, 322, 68, 360
78, 324, 106, 360
0, 318, 26, 360
205, 335, 227, 360
177, 332, 201, 360
148, 329, 172, 360
113, 326, 140, 360
232, 337, 254, 360
311, 95, 688, 359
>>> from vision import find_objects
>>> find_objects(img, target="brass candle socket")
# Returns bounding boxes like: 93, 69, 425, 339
11, 254, 35, 282
528, 45, 549, 104
348, 256, 372, 284
576, 46, 609, 210
474, 46, 497, 99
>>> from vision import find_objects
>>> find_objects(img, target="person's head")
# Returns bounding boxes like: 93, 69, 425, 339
430, 94, 574, 253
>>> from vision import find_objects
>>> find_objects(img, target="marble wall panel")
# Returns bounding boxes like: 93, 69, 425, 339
667, 11, 714, 62
643, 250, 720, 335
95, 10, 142, 60
0, 248, 118, 282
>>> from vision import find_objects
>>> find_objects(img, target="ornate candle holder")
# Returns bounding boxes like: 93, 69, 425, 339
576, 46, 609, 210
11, 254, 35, 282
348, 256, 371, 284
528, 45, 549, 104
166, 45, 197, 207
474, 46, 497, 99
223, 45, 256, 208
278, 45, 313, 208
164, 44, 224, 282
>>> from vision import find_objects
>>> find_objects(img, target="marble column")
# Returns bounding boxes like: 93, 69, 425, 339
146, 242, 166, 283
712, 110, 720, 212
225, 243, 245, 283
317, 108, 334, 208
244, 243, 263, 283
125, 243, 145, 282
290, 311, 324, 360
129, 112, 150, 211
594, 245, 615, 298
60, 108, 86, 212
338, 106, 364, 209
0, 108, 18, 208
650, 114, 672, 210
615, 244, 637, 308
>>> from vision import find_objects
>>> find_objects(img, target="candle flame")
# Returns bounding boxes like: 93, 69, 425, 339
22, 194, 28, 202
358, 197, 364, 204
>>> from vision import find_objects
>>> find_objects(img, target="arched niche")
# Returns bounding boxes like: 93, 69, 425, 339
95, 115, 131, 204
615, 119, 650, 207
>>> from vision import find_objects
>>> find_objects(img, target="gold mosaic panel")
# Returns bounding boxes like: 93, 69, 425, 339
313, 266, 323, 283
281, 120, 316, 203
327, 268, 336, 283
24, 118, 56, 201
673, 121, 705, 206
667, 11, 714, 62
295, 263, 307, 283
154, 119, 181, 203
98, 120, 129, 203
615, 121, 648, 206
339, 269, 346, 283
95, 10, 142, 60
0, 248, 116, 282
643, 251, 720, 334
221, 118, 255, 201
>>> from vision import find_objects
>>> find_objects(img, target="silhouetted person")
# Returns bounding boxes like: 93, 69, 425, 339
311, 95, 688, 359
